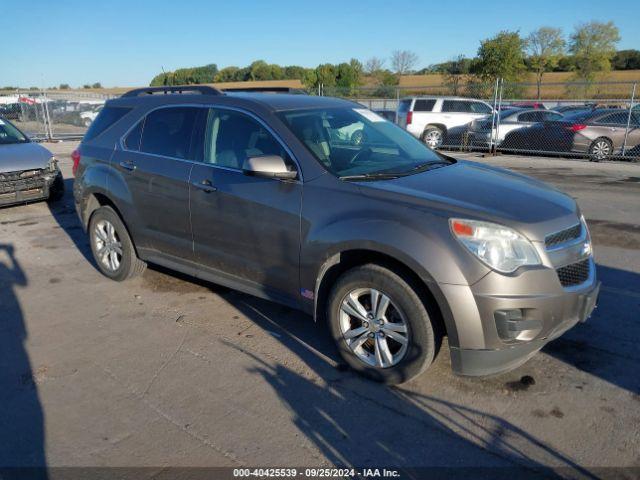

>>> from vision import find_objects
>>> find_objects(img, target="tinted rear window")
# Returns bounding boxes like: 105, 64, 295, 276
84, 106, 130, 141
413, 99, 436, 112
140, 107, 199, 159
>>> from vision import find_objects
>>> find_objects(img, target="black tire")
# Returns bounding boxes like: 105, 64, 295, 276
588, 137, 613, 162
421, 126, 445, 149
88, 206, 146, 281
327, 264, 438, 384
47, 172, 65, 203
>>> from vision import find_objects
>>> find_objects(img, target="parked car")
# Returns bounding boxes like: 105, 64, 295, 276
0, 115, 64, 207
508, 101, 547, 110
373, 109, 397, 123
80, 105, 103, 127
74, 86, 599, 384
0, 103, 21, 120
503, 109, 640, 160
555, 104, 593, 114
396, 97, 494, 148
467, 108, 563, 147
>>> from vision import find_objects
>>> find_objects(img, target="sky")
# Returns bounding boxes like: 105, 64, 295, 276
2, 0, 639, 88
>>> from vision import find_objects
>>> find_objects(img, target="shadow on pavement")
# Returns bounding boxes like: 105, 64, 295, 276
218, 293, 598, 478
0, 244, 48, 479
543, 264, 640, 395
47, 178, 93, 266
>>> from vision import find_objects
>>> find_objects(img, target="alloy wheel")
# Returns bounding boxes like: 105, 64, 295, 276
591, 140, 611, 160
423, 130, 443, 149
339, 288, 409, 368
93, 220, 123, 272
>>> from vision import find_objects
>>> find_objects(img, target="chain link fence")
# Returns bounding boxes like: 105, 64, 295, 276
1, 82, 638, 161
0, 90, 114, 141
325, 80, 640, 161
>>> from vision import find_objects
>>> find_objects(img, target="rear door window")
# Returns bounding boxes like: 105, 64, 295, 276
469, 102, 492, 114
413, 99, 436, 112
442, 100, 468, 113
140, 107, 200, 159
84, 106, 130, 141
596, 112, 629, 126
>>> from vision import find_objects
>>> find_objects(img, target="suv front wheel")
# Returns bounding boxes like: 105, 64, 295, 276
327, 264, 437, 384
89, 206, 147, 281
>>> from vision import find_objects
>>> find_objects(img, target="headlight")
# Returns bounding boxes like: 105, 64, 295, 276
450, 218, 541, 273
47, 156, 58, 172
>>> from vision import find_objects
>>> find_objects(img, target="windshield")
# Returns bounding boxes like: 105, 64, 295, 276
278, 107, 451, 179
0, 117, 29, 145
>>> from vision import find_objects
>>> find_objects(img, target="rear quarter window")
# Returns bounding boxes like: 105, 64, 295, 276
83, 106, 131, 141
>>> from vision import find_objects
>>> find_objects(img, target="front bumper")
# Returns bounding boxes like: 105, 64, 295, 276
440, 260, 599, 376
0, 168, 60, 207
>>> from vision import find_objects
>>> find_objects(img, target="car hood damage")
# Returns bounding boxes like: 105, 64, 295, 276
0, 142, 51, 173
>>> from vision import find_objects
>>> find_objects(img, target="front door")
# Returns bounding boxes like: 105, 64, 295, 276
189, 108, 302, 303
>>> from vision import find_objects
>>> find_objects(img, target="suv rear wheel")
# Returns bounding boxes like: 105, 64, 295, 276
422, 126, 444, 149
89, 206, 146, 281
327, 264, 437, 384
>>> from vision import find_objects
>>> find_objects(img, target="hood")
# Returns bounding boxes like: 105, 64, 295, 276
357, 160, 579, 241
0, 142, 53, 172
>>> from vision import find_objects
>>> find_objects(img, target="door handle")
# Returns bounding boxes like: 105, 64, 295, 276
192, 179, 217, 193
119, 160, 136, 171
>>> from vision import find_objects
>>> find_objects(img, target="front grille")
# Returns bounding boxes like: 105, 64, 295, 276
0, 169, 46, 194
545, 223, 582, 249
556, 259, 590, 287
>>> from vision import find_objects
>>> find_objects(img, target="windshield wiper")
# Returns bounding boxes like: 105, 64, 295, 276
341, 161, 451, 181
339, 172, 404, 181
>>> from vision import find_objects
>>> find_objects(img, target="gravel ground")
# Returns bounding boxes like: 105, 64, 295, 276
1, 143, 638, 477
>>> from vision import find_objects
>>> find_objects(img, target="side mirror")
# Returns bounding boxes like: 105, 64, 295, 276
242, 155, 297, 180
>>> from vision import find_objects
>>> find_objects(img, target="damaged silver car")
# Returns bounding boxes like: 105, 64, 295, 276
0, 115, 64, 207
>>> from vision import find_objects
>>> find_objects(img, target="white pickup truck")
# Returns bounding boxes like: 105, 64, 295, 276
397, 97, 494, 148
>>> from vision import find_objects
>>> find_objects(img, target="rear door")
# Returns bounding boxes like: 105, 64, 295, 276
590, 111, 631, 151
189, 107, 302, 302
112, 106, 202, 258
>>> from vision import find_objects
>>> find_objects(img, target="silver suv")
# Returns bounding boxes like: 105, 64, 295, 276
397, 96, 494, 148
74, 86, 599, 384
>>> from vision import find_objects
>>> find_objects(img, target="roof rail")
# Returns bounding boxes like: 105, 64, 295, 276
222, 86, 307, 95
121, 85, 223, 98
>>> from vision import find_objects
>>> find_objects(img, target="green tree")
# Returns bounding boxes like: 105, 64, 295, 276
315, 63, 336, 88
283, 65, 306, 80
214, 66, 240, 82
59, 84, 70, 90
150, 64, 218, 86
442, 55, 471, 95
475, 30, 527, 83
526, 27, 565, 99
569, 21, 620, 81
612, 49, 640, 70
91, 82, 103, 89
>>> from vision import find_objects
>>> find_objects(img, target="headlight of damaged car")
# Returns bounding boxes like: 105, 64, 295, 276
450, 219, 541, 273
46, 156, 58, 172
